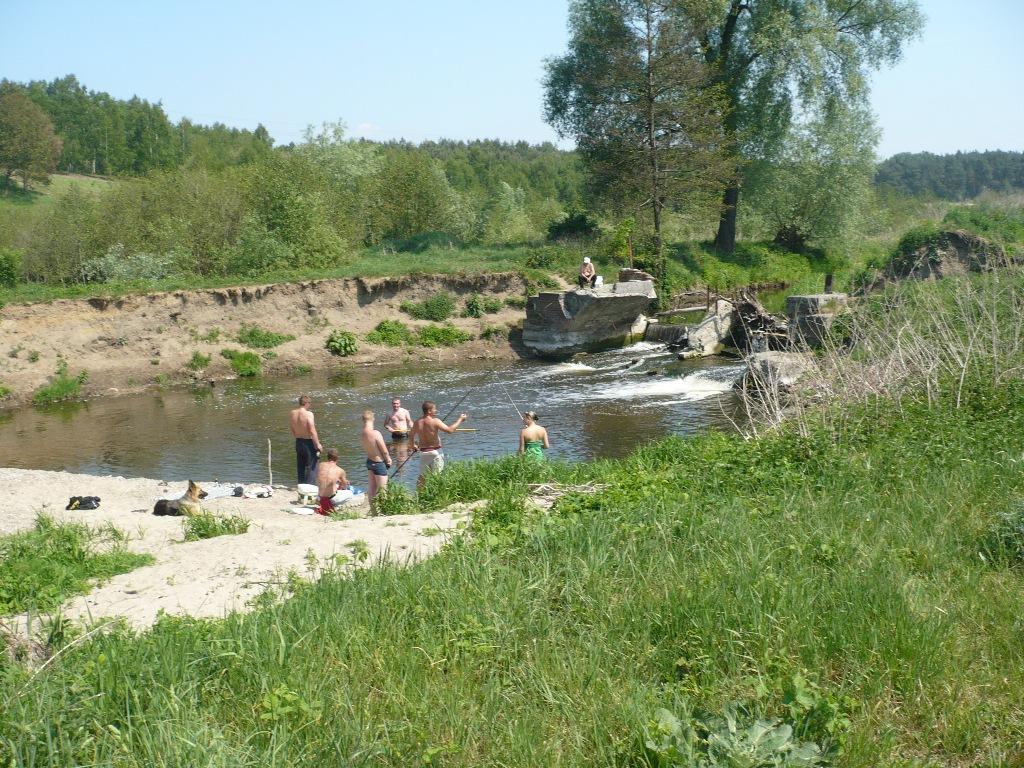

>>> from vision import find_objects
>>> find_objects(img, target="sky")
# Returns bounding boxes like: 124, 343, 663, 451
1, 0, 1021, 159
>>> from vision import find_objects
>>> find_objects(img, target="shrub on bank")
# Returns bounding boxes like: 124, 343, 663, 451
236, 325, 295, 349
400, 292, 456, 321
182, 513, 250, 541
220, 349, 261, 377
325, 329, 358, 356
365, 320, 413, 346
416, 324, 472, 347
32, 360, 88, 405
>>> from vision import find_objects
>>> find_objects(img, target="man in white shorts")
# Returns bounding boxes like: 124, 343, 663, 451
409, 400, 467, 488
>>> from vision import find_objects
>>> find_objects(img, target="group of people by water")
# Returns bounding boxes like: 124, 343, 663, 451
288, 394, 550, 515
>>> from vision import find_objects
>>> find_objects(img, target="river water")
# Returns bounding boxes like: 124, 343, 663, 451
0, 343, 746, 488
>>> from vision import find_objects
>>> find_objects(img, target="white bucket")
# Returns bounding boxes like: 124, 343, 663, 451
595, 275, 604, 287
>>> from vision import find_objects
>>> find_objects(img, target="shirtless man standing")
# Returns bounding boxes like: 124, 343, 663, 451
383, 397, 413, 440
314, 448, 348, 516
360, 410, 392, 505
289, 395, 322, 486
410, 400, 467, 488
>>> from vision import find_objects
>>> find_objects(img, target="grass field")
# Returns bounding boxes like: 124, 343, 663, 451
2, 273, 1023, 766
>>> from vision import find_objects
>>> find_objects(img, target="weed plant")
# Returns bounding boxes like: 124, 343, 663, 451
236, 325, 295, 349
371, 484, 417, 516
31, 360, 88, 405
365, 320, 413, 346
0, 516, 153, 614
219, 349, 261, 377
415, 324, 472, 348
400, 292, 456, 321
186, 351, 210, 371
181, 513, 250, 542
325, 329, 357, 356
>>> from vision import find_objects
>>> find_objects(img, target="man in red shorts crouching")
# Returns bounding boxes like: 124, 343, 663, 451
315, 448, 349, 515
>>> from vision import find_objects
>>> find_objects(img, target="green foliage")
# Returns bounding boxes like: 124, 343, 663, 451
186, 351, 211, 371
480, 324, 507, 341
644, 705, 824, 767
505, 295, 527, 309
482, 296, 503, 313
181, 513, 250, 542
365, 320, 413, 346
371, 484, 416, 516
0, 88, 62, 190
236, 324, 295, 349
0, 385, 9, 398
547, 210, 599, 241
0, 515, 153, 614
942, 202, 1024, 253
982, 500, 1024, 568
0, 247, 21, 287
400, 291, 456, 321
462, 294, 485, 318
887, 222, 943, 273
325, 329, 357, 357
219, 349, 261, 377
416, 324, 472, 348
32, 360, 87, 405
81, 243, 178, 283
877, 150, 1024, 200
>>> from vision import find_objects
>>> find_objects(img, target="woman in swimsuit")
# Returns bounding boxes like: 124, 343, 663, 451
518, 411, 549, 461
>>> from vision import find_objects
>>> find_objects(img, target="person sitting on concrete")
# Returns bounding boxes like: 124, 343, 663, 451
578, 257, 597, 289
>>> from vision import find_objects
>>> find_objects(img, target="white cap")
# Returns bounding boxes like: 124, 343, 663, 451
583, 257, 591, 264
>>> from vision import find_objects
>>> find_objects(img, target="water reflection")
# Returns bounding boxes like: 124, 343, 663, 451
0, 345, 747, 488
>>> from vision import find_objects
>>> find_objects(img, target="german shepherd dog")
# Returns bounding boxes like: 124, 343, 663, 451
153, 480, 208, 516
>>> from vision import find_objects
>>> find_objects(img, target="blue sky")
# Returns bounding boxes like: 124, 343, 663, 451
2, 0, 1021, 158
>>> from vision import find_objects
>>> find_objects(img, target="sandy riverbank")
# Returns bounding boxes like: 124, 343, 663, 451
0, 272, 537, 407
0, 468, 472, 632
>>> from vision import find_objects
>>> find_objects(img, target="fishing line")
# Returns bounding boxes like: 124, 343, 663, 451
492, 369, 523, 420
390, 389, 472, 479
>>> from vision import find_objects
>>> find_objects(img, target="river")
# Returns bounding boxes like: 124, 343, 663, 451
0, 343, 746, 488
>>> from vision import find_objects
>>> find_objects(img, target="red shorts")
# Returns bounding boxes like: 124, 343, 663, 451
317, 496, 335, 515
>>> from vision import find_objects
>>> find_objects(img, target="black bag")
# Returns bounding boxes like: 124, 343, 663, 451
66, 496, 101, 510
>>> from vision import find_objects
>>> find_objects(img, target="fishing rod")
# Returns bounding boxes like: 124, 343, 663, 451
390, 389, 472, 479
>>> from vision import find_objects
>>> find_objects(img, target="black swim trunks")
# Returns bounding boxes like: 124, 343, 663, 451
366, 458, 389, 476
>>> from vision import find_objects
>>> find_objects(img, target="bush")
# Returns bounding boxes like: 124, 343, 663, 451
325, 329, 358, 357
387, 231, 462, 253
220, 349, 261, 377
546, 210, 599, 241
236, 325, 295, 349
0, 247, 21, 288
982, 501, 1024, 567
372, 484, 417, 516
365, 320, 413, 346
505, 296, 527, 309
480, 325, 507, 341
400, 292, 456, 321
187, 352, 211, 371
32, 360, 88, 405
482, 296, 503, 313
182, 512, 250, 541
80, 243, 179, 284
462, 294, 484, 318
416, 324, 472, 348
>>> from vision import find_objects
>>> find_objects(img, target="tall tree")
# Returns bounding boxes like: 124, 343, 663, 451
545, 0, 733, 295
0, 89, 62, 190
695, 0, 922, 253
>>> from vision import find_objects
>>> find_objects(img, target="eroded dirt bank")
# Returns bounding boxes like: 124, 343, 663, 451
0, 273, 528, 407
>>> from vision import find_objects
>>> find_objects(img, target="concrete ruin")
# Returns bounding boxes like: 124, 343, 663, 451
521, 272, 656, 358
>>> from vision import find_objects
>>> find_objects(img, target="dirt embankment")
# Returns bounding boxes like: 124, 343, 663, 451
0, 273, 529, 407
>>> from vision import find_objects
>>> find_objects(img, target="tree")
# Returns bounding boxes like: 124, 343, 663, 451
743, 100, 878, 254
545, 0, 733, 295
0, 89, 62, 190
694, 0, 922, 253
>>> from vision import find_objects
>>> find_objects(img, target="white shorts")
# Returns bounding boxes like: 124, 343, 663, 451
418, 449, 445, 476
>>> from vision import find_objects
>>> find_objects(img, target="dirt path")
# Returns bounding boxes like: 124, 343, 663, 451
0, 468, 475, 631
0, 272, 529, 407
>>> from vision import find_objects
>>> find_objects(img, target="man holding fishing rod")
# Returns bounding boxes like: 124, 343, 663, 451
408, 400, 468, 488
